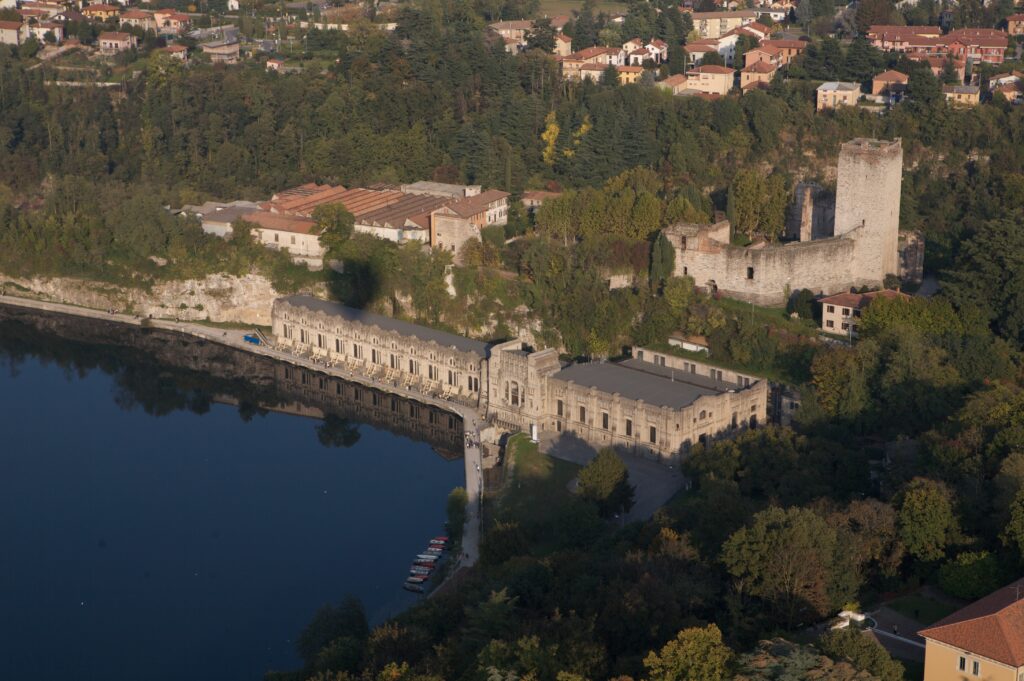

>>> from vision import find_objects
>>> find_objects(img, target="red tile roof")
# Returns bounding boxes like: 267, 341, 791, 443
689, 64, 734, 74
819, 288, 908, 310
438, 189, 508, 219
0, 20, 23, 30
83, 3, 120, 12
874, 69, 909, 83
919, 578, 1024, 667
242, 211, 319, 235
761, 39, 808, 49
98, 31, 132, 41
743, 60, 777, 73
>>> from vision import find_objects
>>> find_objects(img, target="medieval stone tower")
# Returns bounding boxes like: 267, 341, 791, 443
834, 138, 903, 283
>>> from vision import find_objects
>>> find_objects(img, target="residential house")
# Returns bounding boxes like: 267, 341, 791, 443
943, 83, 980, 105
20, 2, 64, 18
991, 72, 1024, 103
82, 3, 120, 20
266, 57, 284, 71
17, 8, 50, 23
1009, 13, 1024, 37
685, 64, 734, 95
871, 69, 908, 96
732, 21, 769, 41
866, 24, 941, 51
690, 10, 757, 39
549, 14, 570, 32
26, 20, 63, 42
819, 289, 908, 338
615, 64, 644, 84
943, 28, 1009, 65
0, 20, 23, 45
430, 189, 510, 262
553, 33, 572, 57
656, 73, 690, 95
153, 10, 189, 35
120, 9, 155, 31
740, 60, 776, 91
158, 43, 188, 61
759, 38, 807, 66
243, 211, 325, 266
686, 32, 739, 66
816, 81, 860, 110
744, 45, 782, 68
910, 54, 965, 82
867, 24, 1008, 65
559, 46, 625, 81
97, 30, 136, 53
201, 38, 240, 64
521, 191, 561, 213
579, 63, 609, 82
918, 577, 1024, 681
622, 37, 644, 53
489, 19, 532, 43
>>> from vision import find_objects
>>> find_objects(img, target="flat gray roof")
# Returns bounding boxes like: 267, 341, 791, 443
553, 361, 726, 409
278, 295, 490, 357
618, 358, 742, 390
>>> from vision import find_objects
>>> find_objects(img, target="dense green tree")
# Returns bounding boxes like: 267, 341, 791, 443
727, 169, 788, 241
313, 203, 356, 257
722, 506, 855, 627
525, 17, 556, 52
643, 624, 734, 681
898, 477, 959, 563
650, 232, 676, 287
577, 448, 635, 517
818, 629, 904, 681
937, 551, 1007, 599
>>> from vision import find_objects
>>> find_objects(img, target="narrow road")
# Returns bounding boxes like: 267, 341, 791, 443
0, 293, 485, 568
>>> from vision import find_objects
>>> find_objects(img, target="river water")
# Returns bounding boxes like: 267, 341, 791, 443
0, 309, 464, 681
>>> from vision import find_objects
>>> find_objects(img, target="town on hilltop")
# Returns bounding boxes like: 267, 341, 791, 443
1, 0, 1023, 678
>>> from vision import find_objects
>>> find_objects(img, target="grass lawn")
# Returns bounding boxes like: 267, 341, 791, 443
886, 592, 958, 626
537, 0, 627, 16
715, 296, 818, 337
495, 433, 580, 529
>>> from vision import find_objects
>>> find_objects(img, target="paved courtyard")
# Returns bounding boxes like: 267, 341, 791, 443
539, 432, 685, 522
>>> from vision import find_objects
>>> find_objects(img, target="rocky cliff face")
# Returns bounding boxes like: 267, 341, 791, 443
0, 273, 286, 325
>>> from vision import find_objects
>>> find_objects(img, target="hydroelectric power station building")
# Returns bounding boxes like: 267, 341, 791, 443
272, 295, 768, 459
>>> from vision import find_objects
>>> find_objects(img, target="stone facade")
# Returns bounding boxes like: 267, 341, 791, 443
273, 296, 769, 460
833, 138, 903, 280
273, 296, 488, 405
667, 138, 907, 306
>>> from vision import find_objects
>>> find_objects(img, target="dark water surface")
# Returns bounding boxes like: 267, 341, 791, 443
0, 310, 463, 681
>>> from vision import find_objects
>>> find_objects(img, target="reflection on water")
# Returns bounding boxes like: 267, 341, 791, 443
0, 306, 464, 681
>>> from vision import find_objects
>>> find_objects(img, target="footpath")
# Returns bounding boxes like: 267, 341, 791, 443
0, 293, 483, 569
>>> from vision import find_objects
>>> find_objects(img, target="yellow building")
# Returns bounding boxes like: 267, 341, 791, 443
943, 84, 980, 106
919, 577, 1024, 681
816, 81, 861, 110
616, 64, 644, 84
684, 64, 735, 95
